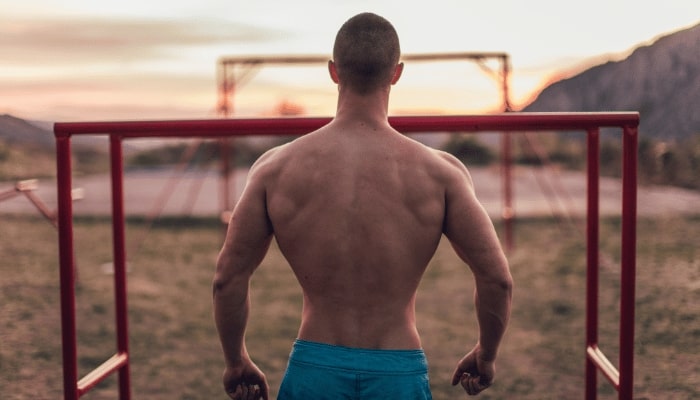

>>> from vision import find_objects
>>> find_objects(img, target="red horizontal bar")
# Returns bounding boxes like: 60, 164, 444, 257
586, 345, 620, 389
54, 113, 639, 139
77, 352, 129, 396
219, 52, 510, 65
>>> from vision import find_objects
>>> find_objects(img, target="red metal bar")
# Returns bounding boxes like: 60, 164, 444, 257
619, 126, 638, 400
585, 128, 600, 399
56, 134, 79, 400
109, 135, 132, 400
53, 113, 640, 138
220, 138, 232, 214
501, 133, 514, 251
499, 57, 513, 251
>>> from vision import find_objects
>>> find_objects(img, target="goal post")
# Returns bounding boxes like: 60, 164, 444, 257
215, 53, 518, 248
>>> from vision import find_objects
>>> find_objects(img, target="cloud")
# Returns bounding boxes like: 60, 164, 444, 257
0, 15, 286, 66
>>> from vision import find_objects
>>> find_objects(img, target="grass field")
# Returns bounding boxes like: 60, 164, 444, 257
1, 213, 698, 399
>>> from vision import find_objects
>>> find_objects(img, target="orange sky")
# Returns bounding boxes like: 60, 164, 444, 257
1, 1, 698, 122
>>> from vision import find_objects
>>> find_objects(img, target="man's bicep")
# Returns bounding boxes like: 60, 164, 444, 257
228, 186, 273, 245
218, 177, 273, 276
443, 171, 506, 276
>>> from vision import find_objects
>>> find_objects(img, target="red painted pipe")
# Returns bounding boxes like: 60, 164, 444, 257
54, 113, 639, 137
109, 135, 132, 400
56, 134, 79, 400
585, 128, 600, 400
619, 126, 638, 400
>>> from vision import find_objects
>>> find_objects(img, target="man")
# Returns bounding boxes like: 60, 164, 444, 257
213, 12, 512, 399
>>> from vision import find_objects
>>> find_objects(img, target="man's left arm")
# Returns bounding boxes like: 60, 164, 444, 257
213, 162, 274, 399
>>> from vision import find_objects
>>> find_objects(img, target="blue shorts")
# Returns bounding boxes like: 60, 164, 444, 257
278, 339, 432, 399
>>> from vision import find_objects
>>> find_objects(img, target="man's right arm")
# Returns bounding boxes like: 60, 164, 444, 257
440, 154, 513, 395
213, 150, 279, 400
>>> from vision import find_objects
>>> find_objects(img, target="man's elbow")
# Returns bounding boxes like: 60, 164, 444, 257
212, 274, 226, 298
483, 268, 513, 297
494, 256, 514, 293
212, 254, 251, 300
502, 273, 514, 299
213, 253, 232, 298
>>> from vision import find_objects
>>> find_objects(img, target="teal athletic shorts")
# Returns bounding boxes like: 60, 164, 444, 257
278, 339, 432, 399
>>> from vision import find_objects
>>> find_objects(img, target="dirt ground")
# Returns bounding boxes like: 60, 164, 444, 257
1, 167, 698, 399
1, 166, 698, 219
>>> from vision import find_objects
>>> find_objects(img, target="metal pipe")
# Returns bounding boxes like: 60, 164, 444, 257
220, 138, 232, 216
54, 113, 641, 138
500, 57, 514, 251
587, 345, 619, 388
22, 190, 58, 227
0, 187, 22, 202
110, 135, 132, 400
56, 134, 79, 400
501, 133, 514, 251
77, 353, 129, 395
585, 128, 600, 400
619, 126, 638, 400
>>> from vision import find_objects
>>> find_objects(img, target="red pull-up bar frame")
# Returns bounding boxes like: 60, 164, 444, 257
54, 112, 639, 399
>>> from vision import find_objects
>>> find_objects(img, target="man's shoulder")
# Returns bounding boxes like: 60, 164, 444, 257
247, 143, 288, 181
247, 132, 315, 178
420, 145, 470, 178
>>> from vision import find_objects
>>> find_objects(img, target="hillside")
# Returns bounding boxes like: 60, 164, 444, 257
0, 114, 54, 149
0, 115, 113, 180
524, 23, 700, 140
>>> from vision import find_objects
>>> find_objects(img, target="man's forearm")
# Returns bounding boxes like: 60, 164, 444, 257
213, 274, 251, 366
474, 277, 512, 360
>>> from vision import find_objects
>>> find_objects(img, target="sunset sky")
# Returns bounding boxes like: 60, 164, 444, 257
1, 0, 698, 122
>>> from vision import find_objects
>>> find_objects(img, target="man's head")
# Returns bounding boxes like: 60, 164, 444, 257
331, 13, 401, 95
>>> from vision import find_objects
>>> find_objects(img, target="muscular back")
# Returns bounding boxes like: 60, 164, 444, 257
252, 121, 462, 349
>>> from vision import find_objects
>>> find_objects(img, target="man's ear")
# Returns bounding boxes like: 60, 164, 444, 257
328, 60, 340, 84
391, 62, 404, 85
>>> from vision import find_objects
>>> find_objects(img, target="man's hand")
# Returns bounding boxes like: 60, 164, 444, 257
451, 345, 495, 396
223, 358, 269, 400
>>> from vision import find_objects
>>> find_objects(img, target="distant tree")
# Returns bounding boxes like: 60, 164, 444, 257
442, 135, 495, 166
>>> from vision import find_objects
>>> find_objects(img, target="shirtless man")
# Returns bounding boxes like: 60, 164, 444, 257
213, 12, 512, 399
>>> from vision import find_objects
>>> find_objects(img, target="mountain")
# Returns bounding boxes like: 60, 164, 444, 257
0, 114, 116, 153
523, 23, 700, 141
0, 114, 54, 149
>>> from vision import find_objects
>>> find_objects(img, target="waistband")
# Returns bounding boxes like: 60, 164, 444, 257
289, 339, 428, 374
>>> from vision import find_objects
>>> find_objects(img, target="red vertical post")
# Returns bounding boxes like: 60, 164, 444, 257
109, 135, 132, 400
585, 128, 600, 400
56, 134, 79, 400
501, 133, 514, 251
219, 63, 235, 222
220, 138, 232, 216
500, 56, 514, 252
618, 126, 637, 400
217, 62, 230, 116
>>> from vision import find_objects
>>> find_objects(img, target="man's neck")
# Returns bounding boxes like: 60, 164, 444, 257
333, 86, 392, 129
